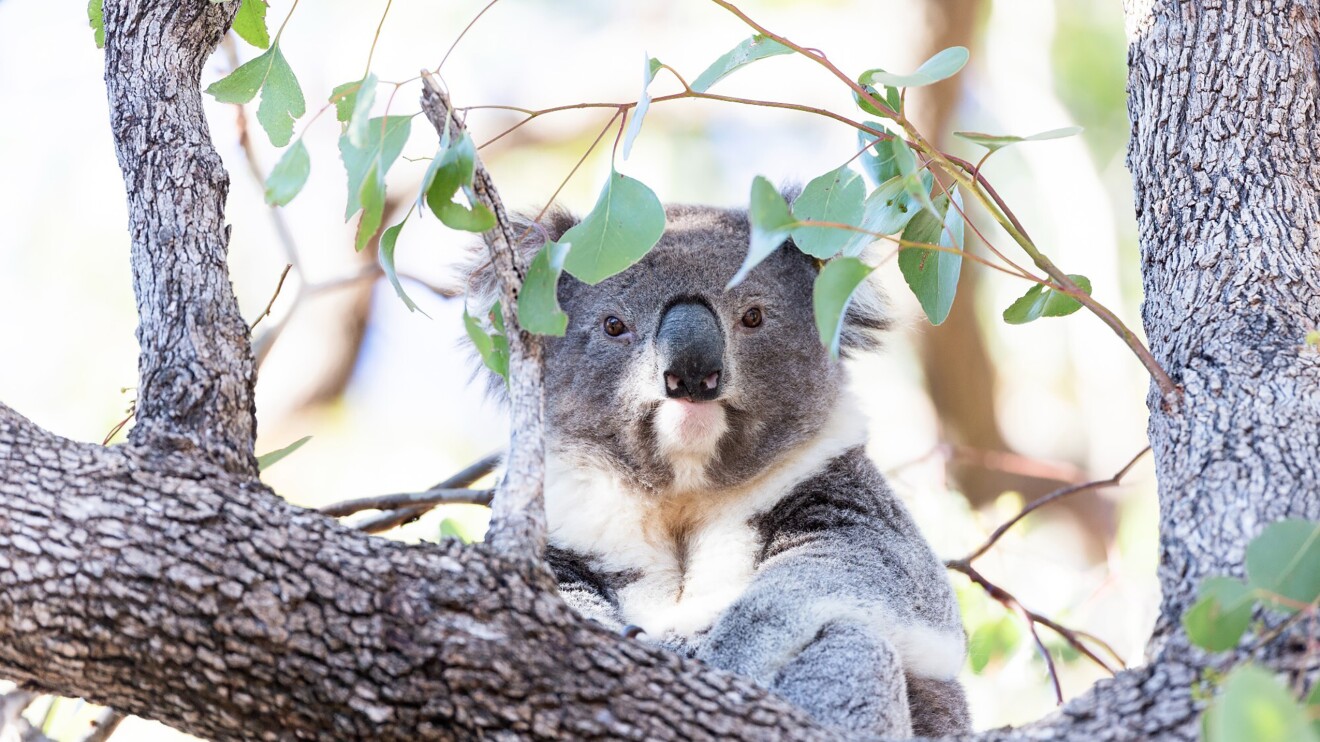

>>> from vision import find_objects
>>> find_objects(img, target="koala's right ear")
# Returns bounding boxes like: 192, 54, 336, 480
461, 207, 579, 317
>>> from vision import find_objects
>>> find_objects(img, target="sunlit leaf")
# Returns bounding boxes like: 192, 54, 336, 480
1183, 577, 1257, 651
1002, 275, 1092, 324
791, 167, 866, 259
968, 614, 1021, 674
88, 0, 104, 48
899, 189, 963, 325
439, 518, 476, 544
464, 307, 508, 383
1246, 519, 1320, 609
379, 214, 428, 316
519, 240, 572, 336
355, 161, 385, 252
264, 139, 310, 207
813, 257, 873, 358
561, 169, 666, 285
419, 129, 495, 232
863, 46, 969, 88
857, 122, 899, 187
331, 80, 360, 123
727, 176, 796, 288
954, 126, 1083, 153
889, 137, 938, 217
257, 435, 311, 471
345, 74, 378, 148
1204, 665, 1319, 742
233, 0, 270, 49
205, 44, 305, 147
339, 115, 410, 218
853, 82, 902, 119
622, 54, 661, 159
691, 34, 793, 93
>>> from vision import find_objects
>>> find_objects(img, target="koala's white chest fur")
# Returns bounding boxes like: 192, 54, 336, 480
544, 397, 868, 639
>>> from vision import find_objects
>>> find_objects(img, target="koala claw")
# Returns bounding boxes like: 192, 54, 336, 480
620, 624, 647, 639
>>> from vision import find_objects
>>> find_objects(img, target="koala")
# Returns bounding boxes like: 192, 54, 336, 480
467, 203, 970, 737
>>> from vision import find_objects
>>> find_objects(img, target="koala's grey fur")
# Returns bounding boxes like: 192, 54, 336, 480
467, 203, 970, 737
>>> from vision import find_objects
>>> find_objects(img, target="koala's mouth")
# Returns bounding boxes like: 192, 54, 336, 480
652, 398, 728, 490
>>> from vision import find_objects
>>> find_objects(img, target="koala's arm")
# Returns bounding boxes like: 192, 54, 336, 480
696, 449, 968, 735
544, 546, 625, 632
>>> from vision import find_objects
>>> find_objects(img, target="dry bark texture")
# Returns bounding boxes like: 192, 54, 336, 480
0, 0, 1316, 740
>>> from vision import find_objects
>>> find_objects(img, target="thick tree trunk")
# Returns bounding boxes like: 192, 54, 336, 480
0, 0, 1316, 740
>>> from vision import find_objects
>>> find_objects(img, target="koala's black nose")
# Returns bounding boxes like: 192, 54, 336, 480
656, 301, 724, 402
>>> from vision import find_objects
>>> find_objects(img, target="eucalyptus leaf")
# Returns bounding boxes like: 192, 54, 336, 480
863, 46, 969, 88
346, 74, 378, 148
727, 176, 796, 288
339, 115, 411, 219
464, 307, 509, 383
205, 44, 305, 147
692, 34, 793, 93
899, 190, 963, 326
791, 167, 866, 259
853, 82, 902, 119
1246, 518, 1320, 608
257, 435, 312, 471
331, 80, 360, 123
1204, 665, 1319, 742
561, 169, 666, 285
423, 130, 495, 232
88, 0, 104, 48
1183, 577, 1257, 651
379, 215, 428, 316
519, 241, 572, 336
889, 137, 938, 217
355, 161, 386, 252
858, 122, 899, 187
813, 257, 874, 358
264, 139, 310, 206
233, 0, 270, 49
1002, 275, 1092, 324
622, 55, 661, 160
954, 126, 1083, 153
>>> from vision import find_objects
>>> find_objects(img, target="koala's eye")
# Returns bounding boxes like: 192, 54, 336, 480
603, 316, 628, 337
741, 307, 763, 328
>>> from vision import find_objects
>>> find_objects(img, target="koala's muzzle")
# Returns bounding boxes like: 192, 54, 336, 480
657, 301, 724, 402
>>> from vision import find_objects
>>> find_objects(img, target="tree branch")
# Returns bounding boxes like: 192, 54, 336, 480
102, 0, 258, 475
418, 73, 547, 558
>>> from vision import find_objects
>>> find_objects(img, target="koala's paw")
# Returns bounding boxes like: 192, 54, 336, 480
771, 622, 912, 737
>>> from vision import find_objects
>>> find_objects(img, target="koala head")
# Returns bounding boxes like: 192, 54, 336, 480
467, 203, 886, 495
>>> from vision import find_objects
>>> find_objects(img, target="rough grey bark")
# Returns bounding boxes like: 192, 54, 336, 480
103, 0, 258, 477
0, 0, 1316, 740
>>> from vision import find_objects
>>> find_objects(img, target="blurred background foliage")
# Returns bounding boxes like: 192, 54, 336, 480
0, 0, 1159, 738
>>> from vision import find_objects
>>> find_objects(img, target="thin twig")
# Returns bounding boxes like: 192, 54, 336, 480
436, 0, 501, 73
322, 489, 493, 518
339, 453, 501, 533
249, 263, 292, 331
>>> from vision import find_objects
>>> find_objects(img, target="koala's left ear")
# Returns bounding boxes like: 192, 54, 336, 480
460, 207, 579, 318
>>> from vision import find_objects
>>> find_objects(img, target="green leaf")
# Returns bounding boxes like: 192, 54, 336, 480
464, 308, 508, 382
561, 169, 666, 285
331, 81, 360, 123
853, 82, 902, 119
257, 435, 312, 471
355, 161, 386, 252
518, 241, 571, 336
889, 137, 938, 217
1204, 665, 1320, 742
205, 44, 305, 147
954, 126, 1084, 153
439, 517, 476, 544
1246, 519, 1320, 608
813, 257, 874, 358
339, 115, 411, 219
858, 122, 899, 187
899, 189, 963, 325
791, 167, 867, 259
863, 46, 969, 88
691, 34, 793, 93
622, 55, 660, 160
436, 201, 496, 233
88, 0, 104, 48
264, 139, 310, 207
232, 0, 270, 49
1002, 275, 1093, 325
345, 74, 378, 148
968, 614, 1021, 674
727, 176, 796, 288
1183, 577, 1257, 651
842, 174, 929, 257
422, 130, 496, 233
379, 214, 428, 316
